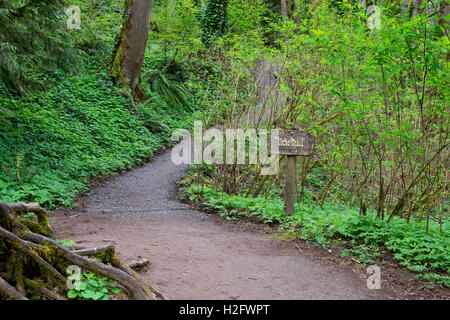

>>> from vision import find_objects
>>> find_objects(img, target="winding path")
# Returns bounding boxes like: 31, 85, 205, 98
50, 148, 388, 299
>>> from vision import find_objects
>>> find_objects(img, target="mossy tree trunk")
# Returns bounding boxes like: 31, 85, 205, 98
111, 0, 153, 101
202, 0, 228, 43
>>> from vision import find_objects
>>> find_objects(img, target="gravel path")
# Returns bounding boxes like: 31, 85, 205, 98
50, 148, 388, 300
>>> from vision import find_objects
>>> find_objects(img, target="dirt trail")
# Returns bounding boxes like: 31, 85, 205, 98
50, 149, 390, 300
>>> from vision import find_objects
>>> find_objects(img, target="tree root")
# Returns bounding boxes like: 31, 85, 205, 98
0, 226, 66, 285
0, 201, 158, 300
23, 232, 155, 300
128, 259, 150, 270
0, 276, 27, 300
74, 244, 114, 256
40, 286, 67, 300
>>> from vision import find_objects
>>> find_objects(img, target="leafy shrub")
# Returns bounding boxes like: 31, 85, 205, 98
0, 0, 77, 95
0, 55, 161, 208
67, 272, 121, 300
183, 183, 450, 287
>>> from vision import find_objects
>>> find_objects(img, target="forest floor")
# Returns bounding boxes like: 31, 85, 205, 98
49, 148, 448, 300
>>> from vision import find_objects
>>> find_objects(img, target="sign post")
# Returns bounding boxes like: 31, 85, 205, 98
274, 130, 314, 215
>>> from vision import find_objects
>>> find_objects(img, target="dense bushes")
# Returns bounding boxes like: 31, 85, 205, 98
194, 0, 449, 229
0, 0, 447, 291
183, 183, 450, 287
0, 0, 76, 95
0, 0, 201, 209
0, 56, 162, 208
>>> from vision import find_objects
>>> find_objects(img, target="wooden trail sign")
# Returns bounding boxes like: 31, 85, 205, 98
274, 130, 315, 156
275, 130, 314, 215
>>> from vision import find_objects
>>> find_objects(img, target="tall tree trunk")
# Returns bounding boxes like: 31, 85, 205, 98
281, 0, 288, 20
292, 0, 300, 24
401, 0, 424, 16
202, 0, 228, 42
111, 0, 153, 100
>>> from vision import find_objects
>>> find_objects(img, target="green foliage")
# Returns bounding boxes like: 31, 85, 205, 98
201, 0, 228, 44
341, 243, 384, 265
1, 0, 448, 293
0, 0, 77, 95
280, 0, 449, 221
151, 0, 204, 57
418, 272, 450, 288
142, 68, 191, 109
67, 272, 121, 300
0, 55, 161, 208
198, 0, 449, 225
183, 183, 450, 287
63, 0, 124, 56
138, 44, 204, 142
54, 239, 76, 247
340, 215, 450, 286
141, 1, 208, 139
0, 0, 204, 209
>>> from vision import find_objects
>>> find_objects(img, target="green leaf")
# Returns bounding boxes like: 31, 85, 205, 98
81, 289, 96, 299
67, 290, 78, 299
111, 288, 121, 294
93, 291, 106, 300
88, 279, 99, 287
74, 281, 87, 291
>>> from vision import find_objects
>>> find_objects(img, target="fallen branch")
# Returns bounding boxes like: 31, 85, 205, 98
128, 259, 151, 270
74, 244, 114, 256
7, 202, 52, 235
40, 287, 67, 300
0, 277, 28, 300
65, 244, 87, 251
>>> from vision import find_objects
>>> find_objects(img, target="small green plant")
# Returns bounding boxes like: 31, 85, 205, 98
182, 182, 450, 288
67, 272, 121, 300
341, 244, 384, 265
142, 68, 191, 109
21, 212, 37, 220
0, 152, 37, 184
54, 239, 76, 247
418, 273, 450, 289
